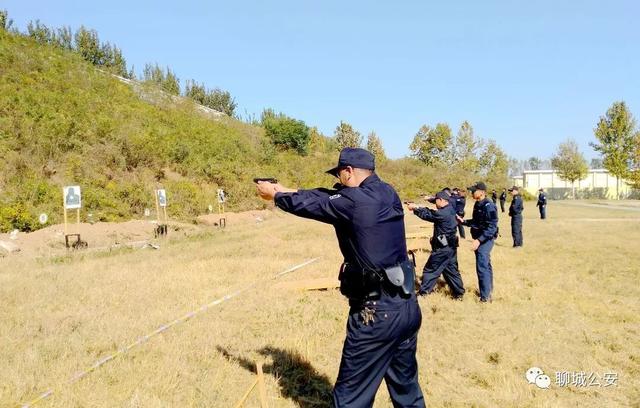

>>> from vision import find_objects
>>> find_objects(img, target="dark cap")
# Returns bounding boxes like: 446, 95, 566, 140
538, 188, 544, 192
468, 181, 487, 193
508, 185, 519, 192
452, 187, 460, 193
435, 190, 450, 201
428, 190, 450, 203
326, 147, 375, 177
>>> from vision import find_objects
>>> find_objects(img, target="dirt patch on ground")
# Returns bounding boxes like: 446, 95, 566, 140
0, 209, 276, 258
195, 209, 274, 226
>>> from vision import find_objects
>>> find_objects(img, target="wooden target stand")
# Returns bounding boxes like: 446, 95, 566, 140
233, 361, 269, 408
218, 201, 226, 229
63, 197, 87, 250
154, 189, 169, 238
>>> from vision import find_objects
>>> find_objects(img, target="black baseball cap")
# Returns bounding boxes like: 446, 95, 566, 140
435, 191, 450, 200
468, 181, 487, 193
508, 185, 519, 192
326, 147, 375, 177
427, 190, 450, 203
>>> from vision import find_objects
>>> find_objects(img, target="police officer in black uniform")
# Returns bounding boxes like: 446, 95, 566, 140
452, 188, 467, 239
537, 188, 547, 219
407, 191, 464, 299
508, 186, 524, 247
456, 182, 498, 302
499, 189, 507, 213
256, 147, 425, 407
491, 189, 498, 205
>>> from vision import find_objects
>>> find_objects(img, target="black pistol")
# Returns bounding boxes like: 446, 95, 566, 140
253, 178, 278, 184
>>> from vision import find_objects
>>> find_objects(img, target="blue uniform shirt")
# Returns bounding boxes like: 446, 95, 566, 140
537, 192, 547, 206
413, 204, 458, 239
464, 198, 499, 243
453, 195, 466, 215
274, 173, 408, 271
509, 195, 524, 216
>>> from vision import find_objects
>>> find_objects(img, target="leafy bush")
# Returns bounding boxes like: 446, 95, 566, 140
262, 109, 310, 155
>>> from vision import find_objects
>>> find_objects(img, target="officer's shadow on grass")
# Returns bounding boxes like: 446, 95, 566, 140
216, 345, 333, 407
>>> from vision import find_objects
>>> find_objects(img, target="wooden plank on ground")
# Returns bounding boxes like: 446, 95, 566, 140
274, 277, 339, 291
257, 362, 268, 408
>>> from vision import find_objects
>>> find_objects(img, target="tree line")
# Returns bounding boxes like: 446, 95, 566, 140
512, 101, 640, 198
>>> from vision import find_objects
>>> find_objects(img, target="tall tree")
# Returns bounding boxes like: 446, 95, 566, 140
631, 133, 640, 189
551, 139, 589, 198
143, 63, 180, 95
162, 68, 180, 95
591, 101, 637, 198
528, 157, 542, 170
0, 9, 13, 31
590, 158, 603, 169
508, 157, 523, 177
478, 139, 509, 184
409, 123, 452, 166
205, 88, 236, 116
27, 20, 53, 44
366, 131, 387, 163
74, 26, 102, 66
334, 121, 362, 150
54, 26, 73, 50
453, 121, 480, 172
185, 80, 207, 105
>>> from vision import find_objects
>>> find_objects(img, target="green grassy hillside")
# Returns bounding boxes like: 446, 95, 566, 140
0, 29, 504, 232
0, 30, 339, 231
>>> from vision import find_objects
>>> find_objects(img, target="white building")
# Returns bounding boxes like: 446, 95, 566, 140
511, 169, 634, 199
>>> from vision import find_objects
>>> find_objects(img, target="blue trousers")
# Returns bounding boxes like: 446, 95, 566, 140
419, 246, 464, 297
511, 215, 523, 247
539, 205, 546, 219
333, 293, 425, 408
474, 239, 494, 300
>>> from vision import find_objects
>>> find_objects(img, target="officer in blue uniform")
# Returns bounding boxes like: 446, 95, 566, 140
456, 182, 498, 303
537, 188, 547, 219
508, 186, 524, 247
407, 191, 464, 299
499, 189, 507, 213
452, 188, 467, 239
256, 147, 425, 408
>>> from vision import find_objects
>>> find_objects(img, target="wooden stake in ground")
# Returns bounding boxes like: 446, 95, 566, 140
154, 189, 161, 224
231, 360, 269, 408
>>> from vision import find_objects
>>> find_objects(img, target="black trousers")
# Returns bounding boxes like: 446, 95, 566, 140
500, 200, 506, 213
333, 294, 425, 407
457, 212, 466, 238
511, 215, 523, 247
419, 246, 465, 297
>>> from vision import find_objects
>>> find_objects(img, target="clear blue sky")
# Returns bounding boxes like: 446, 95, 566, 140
5, 1, 639, 160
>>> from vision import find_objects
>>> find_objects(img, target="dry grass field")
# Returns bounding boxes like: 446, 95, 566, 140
1, 200, 639, 407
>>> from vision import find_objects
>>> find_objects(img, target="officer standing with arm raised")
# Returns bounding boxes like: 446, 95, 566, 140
499, 189, 507, 213
256, 148, 425, 408
407, 191, 465, 299
456, 182, 498, 303
508, 186, 524, 247
537, 188, 547, 219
